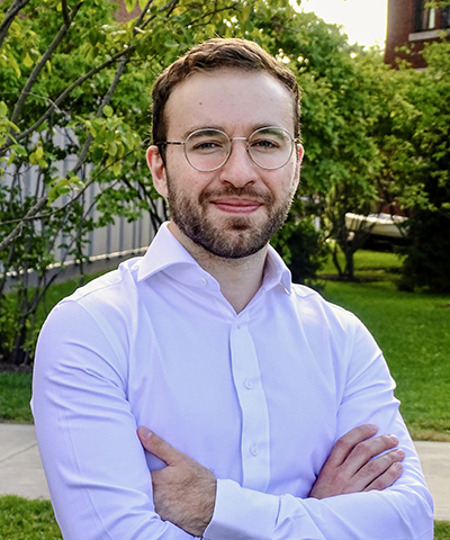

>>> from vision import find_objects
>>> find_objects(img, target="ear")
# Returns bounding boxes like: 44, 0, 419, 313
146, 145, 168, 198
297, 143, 304, 166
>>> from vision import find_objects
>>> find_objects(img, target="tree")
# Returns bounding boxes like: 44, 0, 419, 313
375, 39, 450, 292
246, 7, 385, 279
1, 0, 406, 364
0, 0, 268, 364
271, 197, 328, 286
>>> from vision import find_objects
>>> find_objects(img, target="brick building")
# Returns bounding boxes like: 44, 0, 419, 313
385, 0, 450, 68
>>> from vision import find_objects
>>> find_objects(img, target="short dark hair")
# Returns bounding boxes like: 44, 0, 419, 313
152, 38, 300, 159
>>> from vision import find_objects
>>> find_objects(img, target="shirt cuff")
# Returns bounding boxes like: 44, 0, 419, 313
203, 478, 279, 540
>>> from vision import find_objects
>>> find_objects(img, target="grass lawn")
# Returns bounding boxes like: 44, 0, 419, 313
320, 249, 450, 441
0, 496, 62, 540
0, 496, 448, 539
0, 372, 33, 423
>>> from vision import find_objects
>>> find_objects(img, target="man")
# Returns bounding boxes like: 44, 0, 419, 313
33, 39, 433, 540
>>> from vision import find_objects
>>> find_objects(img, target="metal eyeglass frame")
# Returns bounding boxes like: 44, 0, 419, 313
157, 126, 298, 172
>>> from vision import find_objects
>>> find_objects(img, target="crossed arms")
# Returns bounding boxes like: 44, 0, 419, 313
33, 300, 434, 540
137, 424, 405, 538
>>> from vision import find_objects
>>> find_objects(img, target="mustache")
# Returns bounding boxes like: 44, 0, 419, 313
199, 185, 274, 205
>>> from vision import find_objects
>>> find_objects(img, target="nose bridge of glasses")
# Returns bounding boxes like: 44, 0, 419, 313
225, 135, 255, 167
229, 135, 252, 157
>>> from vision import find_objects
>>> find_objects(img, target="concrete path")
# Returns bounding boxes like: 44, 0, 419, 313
415, 440, 450, 521
0, 424, 449, 520
0, 424, 49, 500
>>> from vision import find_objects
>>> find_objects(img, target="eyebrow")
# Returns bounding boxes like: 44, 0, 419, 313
181, 123, 291, 140
187, 129, 226, 139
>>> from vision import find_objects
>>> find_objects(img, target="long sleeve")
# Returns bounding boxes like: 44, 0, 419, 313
203, 316, 434, 540
32, 301, 197, 540
32, 239, 434, 540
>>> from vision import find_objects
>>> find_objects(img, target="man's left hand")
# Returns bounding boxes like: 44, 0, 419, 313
137, 427, 217, 537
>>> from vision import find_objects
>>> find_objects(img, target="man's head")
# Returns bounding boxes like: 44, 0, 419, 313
152, 38, 300, 155
147, 38, 303, 260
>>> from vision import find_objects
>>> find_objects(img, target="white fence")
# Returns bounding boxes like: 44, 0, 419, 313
1, 128, 164, 283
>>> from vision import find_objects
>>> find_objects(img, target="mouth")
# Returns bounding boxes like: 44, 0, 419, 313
210, 197, 263, 215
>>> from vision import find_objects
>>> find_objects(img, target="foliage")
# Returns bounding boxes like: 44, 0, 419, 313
374, 40, 450, 292
271, 198, 328, 286
246, 7, 387, 279
4, 0, 448, 367
0, 0, 277, 364
0, 0, 381, 363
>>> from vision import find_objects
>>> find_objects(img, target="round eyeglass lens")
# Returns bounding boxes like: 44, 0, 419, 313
185, 129, 230, 172
247, 127, 294, 170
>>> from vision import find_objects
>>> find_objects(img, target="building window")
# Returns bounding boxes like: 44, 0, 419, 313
442, 6, 450, 28
415, 0, 450, 31
415, 0, 436, 30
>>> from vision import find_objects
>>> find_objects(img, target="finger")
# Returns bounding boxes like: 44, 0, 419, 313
341, 435, 399, 479
353, 447, 405, 488
327, 424, 379, 467
364, 461, 404, 492
345, 434, 400, 477
137, 427, 182, 465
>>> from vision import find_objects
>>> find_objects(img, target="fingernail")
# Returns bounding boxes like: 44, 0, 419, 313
139, 427, 153, 440
388, 434, 399, 445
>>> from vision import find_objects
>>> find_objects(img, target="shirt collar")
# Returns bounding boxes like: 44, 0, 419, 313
137, 222, 292, 294
263, 246, 292, 294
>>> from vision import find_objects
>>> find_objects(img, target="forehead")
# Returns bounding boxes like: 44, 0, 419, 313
164, 69, 296, 137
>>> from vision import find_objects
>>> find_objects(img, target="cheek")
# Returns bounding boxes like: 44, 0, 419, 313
167, 163, 215, 196
287, 162, 301, 194
270, 167, 299, 200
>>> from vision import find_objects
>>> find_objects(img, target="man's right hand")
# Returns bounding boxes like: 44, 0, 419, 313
309, 424, 405, 499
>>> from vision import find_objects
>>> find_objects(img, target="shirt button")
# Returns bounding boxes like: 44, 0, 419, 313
250, 445, 259, 456
244, 379, 253, 389
199, 278, 207, 286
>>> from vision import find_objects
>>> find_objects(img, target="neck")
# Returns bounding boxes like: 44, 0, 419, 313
168, 222, 267, 313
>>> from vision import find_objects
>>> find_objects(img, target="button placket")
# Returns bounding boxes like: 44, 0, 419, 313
229, 317, 271, 491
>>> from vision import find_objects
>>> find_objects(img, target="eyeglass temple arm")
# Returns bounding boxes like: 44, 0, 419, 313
156, 142, 185, 146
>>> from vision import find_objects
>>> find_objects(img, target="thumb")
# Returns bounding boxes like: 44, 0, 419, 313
137, 427, 180, 465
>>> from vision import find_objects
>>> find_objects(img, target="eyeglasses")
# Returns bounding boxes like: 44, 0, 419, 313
158, 126, 298, 172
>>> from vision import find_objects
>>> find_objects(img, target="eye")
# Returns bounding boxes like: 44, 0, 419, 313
250, 136, 282, 153
187, 130, 228, 154
249, 128, 291, 154
252, 138, 279, 149
192, 140, 224, 152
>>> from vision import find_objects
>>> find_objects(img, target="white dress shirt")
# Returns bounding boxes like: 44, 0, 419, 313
32, 222, 433, 540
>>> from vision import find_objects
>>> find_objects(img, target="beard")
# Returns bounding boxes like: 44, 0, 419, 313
165, 172, 295, 259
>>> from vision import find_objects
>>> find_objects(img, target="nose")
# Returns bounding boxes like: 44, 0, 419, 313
217, 137, 259, 188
